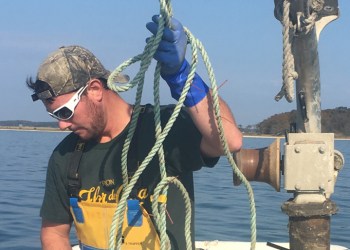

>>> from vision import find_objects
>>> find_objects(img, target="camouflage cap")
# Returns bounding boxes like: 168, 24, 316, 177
32, 45, 129, 101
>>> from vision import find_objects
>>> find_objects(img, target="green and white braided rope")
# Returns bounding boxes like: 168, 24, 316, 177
107, 0, 257, 249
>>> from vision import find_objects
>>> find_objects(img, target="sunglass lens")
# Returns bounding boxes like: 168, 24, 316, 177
54, 107, 73, 120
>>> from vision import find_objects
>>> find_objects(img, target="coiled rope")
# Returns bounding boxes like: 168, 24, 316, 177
107, 0, 256, 249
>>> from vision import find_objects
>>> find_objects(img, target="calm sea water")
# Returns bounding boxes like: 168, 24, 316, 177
0, 130, 349, 249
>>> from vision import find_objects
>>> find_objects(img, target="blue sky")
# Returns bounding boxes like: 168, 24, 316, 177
1, 1, 349, 126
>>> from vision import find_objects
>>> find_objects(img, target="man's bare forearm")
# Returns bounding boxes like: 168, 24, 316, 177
187, 92, 242, 157
41, 220, 72, 250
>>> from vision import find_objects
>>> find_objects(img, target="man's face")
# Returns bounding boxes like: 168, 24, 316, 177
44, 89, 106, 141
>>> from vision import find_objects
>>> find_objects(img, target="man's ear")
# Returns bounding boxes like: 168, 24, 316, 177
86, 79, 104, 102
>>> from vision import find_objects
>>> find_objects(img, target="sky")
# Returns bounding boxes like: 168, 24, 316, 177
1, 1, 349, 126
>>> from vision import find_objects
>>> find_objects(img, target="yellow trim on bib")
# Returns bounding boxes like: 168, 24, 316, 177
70, 200, 160, 250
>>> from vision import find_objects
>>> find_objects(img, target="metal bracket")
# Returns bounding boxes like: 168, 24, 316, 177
283, 133, 343, 203
298, 91, 309, 123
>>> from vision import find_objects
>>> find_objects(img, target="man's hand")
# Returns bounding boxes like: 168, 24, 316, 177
146, 15, 187, 75
146, 15, 242, 156
146, 15, 209, 107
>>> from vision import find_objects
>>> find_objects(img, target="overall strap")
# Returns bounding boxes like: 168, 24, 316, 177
67, 139, 85, 198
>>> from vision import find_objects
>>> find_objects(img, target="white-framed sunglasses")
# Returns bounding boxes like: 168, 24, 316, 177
48, 85, 88, 120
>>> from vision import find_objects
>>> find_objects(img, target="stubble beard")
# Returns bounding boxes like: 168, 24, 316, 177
82, 100, 106, 141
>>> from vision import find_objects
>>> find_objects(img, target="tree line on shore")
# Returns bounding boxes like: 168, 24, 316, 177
1, 107, 349, 136
240, 106, 350, 137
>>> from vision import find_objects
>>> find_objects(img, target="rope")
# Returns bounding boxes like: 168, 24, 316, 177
107, 0, 257, 249
305, 0, 324, 34
275, 0, 298, 103
152, 177, 193, 250
194, 35, 257, 250
275, 0, 323, 103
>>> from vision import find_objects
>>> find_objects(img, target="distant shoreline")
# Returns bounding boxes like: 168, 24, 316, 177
243, 134, 350, 140
0, 126, 68, 133
1, 126, 349, 140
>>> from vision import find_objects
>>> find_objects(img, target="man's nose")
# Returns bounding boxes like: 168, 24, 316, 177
58, 120, 72, 130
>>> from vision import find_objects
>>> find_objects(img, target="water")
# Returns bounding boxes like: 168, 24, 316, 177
0, 130, 349, 249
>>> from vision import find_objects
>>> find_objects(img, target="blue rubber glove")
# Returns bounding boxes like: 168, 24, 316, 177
146, 15, 209, 107
146, 15, 187, 75
162, 60, 209, 107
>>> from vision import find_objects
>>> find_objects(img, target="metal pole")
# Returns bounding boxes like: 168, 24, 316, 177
293, 25, 321, 133
274, 1, 340, 249
282, 199, 338, 250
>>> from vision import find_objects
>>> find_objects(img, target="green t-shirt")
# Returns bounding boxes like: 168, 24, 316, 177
40, 104, 219, 249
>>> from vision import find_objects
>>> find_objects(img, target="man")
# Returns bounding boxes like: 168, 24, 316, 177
27, 15, 242, 250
